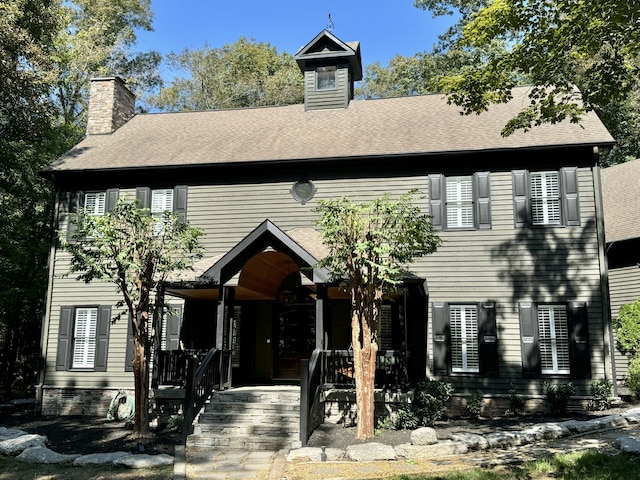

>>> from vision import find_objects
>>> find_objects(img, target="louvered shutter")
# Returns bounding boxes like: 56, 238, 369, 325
56, 307, 73, 371
94, 306, 111, 372
165, 306, 183, 351
379, 305, 393, 351
136, 187, 151, 208
432, 303, 449, 375
429, 175, 444, 230
106, 189, 119, 212
562, 167, 580, 226
519, 302, 540, 378
174, 185, 188, 223
478, 302, 498, 377
512, 170, 530, 227
569, 302, 591, 378
474, 172, 492, 229
67, 191, 84, 239
125, 317, 134, 372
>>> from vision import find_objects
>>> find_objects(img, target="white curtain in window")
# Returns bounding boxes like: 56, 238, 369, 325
538, 305, 570, 374
73, 308, 98, 368
450, 305, 479, 373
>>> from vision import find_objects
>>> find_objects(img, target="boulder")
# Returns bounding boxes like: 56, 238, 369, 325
410, 427, 438, 445
614, 436, 640, 454
287, 447, 345, 462
73, 451, 132, 466
113, 453, 174, 468
0, 434, 47, 455
16, 446, 79, 464
346, 442, 396, 461
448, 432, 489, 450
395, 440, 468, 459
0, 427, 27, 441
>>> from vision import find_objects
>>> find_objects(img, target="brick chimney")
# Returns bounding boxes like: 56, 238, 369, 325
86, 77, 135, 135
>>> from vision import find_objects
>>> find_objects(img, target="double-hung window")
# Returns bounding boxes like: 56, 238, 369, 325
56, 306, 110, 372
135, 186, 188, 235
432, 302, 498, 376
518, 302, 591, 378
450, 305, 479, 373
429, 172, 491, 230
83, 192, 106, 216
67, 189, 118, 238
151, 188, 174, 235
512, 168, 580, 227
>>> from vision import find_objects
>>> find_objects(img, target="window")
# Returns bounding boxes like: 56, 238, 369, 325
512, 168, 580, 227
379, 305, 393, 351
429, 172, 491, 230
450, 305, 479, 373
125, 306, 182, 372
316, 66, 336, 90
136, 186, 188, 234
84, 192, 106, 216
518, 302, 591, 378
432, 302, 497, 376
538, 305, 570, 374
56, 306, 110, 372
67, 189, 118, 238
151, 188, 174, 235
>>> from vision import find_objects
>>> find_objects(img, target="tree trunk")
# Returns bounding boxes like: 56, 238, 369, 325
131, 311, 150, 437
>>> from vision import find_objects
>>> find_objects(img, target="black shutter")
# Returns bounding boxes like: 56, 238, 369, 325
106, 189, 119, 212
474, 172, 492, 230
562, 167, 580, 226
136, 187, 151, 208
429, 174, 444, 230
125, 317, 134, 372
94, 306, 111, 372
519, 302, 540, 378
568, 301, 591, 378
173, 185, 188, 223
512, 170, 530, 228
478, 302, 498, 377
165, 306, 183, 351
67, 191, 84, 239
56, 307, 73, 371
432, 302, 449, 375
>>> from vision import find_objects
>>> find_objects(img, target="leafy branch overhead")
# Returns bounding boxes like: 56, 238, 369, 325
415, 0, 640, 136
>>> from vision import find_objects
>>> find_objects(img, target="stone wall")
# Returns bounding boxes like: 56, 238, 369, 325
41, 387, 131, 417
320, 390, 413, 426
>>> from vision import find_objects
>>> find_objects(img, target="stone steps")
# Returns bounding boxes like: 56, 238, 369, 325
187, 386, 301, 452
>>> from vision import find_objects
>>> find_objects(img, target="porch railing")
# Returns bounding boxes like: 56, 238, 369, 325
322, 349, 406, 390
152, 349, 210, 388
181, 348, 232, 444
299, 349, 324, 446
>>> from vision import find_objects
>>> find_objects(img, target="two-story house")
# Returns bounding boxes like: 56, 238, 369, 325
38, 30, 615, 442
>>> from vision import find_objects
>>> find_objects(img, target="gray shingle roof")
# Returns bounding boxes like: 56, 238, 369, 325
48, 87, 614, 173
601, 158, 640, 243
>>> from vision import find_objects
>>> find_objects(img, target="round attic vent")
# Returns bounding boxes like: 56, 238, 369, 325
291, 180, 317, 204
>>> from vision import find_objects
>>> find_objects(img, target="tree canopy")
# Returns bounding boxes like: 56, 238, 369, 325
315, 191, 441, 439
65, 198, 204, 436
413, 0, 640, 143
151, 37, 304, 111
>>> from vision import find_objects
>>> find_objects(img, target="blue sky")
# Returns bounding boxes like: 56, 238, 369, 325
136, 1, 457, 74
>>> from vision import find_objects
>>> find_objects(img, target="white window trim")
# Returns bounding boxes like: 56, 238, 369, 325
445, 176, 474, 228
316, 66, 337, 91
84, 192, 106, 216
539, 305, 570, 375
451, 305, 479, 373
531, 171, 561, 226
151, 188, 174, 235
72, 307, 98, 368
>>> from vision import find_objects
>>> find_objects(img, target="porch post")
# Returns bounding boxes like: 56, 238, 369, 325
216, 285, 225, 350
226, 288, 235, 387
315, 284, 326, 350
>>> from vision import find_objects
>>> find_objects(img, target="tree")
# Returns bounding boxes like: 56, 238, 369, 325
614, 298, 640, 358
414, 0, 640, 138
65, 198, 204, 436
0, 0, 60, 401
151, 37, 304, 111
314, 191, 441, 439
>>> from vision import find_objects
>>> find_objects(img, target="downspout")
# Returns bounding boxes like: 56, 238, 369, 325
36, 180, 60, 413
592, 148, 618, 396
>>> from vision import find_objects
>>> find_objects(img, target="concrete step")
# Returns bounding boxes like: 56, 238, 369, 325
203, 400, 299, 415
187, 432, 298, 451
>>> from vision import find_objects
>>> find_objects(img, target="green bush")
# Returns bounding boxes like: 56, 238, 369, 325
614, 298, 640, 357
627, 357, 640, 399
588, 379, 612, 411
412, 379, 454, 426
507, 384, 525, 416
543, 381, 575, 416
465, 390, 483, 418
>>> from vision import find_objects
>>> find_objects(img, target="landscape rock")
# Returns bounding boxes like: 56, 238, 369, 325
346, 442, 397, 461
287, 447, 345, 462
395, 440, 468, 458
614, 436, 640, 454
113, 453, 174, 468
448, 432, 489, 450
521, 423, 570, 440
410, 427, 438, 445
73, 451, 132, 466
0, 427, 27, 441
16, 445, 79, 464
624, 412, 640, 424
0, 434, 47, 455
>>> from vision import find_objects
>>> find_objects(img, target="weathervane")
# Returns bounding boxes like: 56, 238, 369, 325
327, 13, 334, 32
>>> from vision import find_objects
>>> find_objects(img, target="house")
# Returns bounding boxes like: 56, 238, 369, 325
38, 30, 616, 440
602, 158, 640, 393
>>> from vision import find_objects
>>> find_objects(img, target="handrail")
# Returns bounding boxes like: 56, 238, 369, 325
182, 347, 232, 444
322, 349, 405, 390
300, 348, 323, 446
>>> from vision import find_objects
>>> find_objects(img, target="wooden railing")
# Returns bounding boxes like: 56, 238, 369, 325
181, 348, 232, 444
152, 349, 209, 388
299, 349, 323, 446
322, 349, 406, 390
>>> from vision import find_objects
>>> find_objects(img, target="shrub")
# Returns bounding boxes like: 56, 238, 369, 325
393, 407, 420, 430
412, 379, 454, 426
628, 357, 640, 399
543, 381, 575, 416
465, 390, 483, 418
507, 384, 525, 416
588, 379, 613, 411
614, 298, 640, 357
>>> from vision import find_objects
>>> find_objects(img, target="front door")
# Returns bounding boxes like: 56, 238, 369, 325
273, 302, 315, 380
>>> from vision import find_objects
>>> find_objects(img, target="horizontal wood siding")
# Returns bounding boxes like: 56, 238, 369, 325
304, 67, 348, 110
609, 265, 640, 382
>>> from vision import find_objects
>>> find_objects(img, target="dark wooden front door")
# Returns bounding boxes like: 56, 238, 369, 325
273, 303, 315, 380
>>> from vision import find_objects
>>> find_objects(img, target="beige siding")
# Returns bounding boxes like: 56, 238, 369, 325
610, 265, 640, 382
304, 67, 348, 110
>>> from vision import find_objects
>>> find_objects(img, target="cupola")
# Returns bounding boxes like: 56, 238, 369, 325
294, 30, 363, 111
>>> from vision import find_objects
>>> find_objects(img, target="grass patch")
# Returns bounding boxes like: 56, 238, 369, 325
0, 456, 173, 480
386, 450, 640, 480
